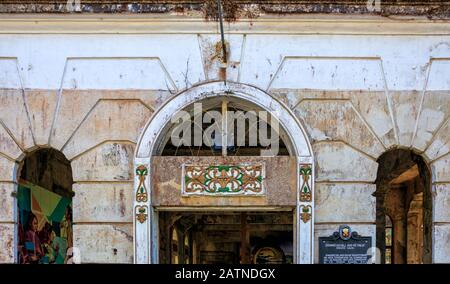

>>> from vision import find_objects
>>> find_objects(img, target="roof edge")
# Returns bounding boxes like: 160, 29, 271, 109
0, 2, 449, 20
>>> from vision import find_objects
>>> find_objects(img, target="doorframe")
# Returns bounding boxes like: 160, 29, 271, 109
133, 81, 314, 264
155, 207, 297, 264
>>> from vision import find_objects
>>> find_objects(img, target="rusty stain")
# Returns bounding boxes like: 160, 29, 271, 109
119, 189, 126, 217
212, 40, 229, 63
219, 66, 226, 81
200, 36, 230, 80
204, 0, 240, 22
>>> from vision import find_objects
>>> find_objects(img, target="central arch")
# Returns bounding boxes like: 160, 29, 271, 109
134, 81, 314, 263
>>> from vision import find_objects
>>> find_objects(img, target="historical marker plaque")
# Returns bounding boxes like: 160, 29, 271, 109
319, 225, 372, 264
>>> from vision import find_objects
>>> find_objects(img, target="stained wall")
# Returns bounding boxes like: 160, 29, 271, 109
0, 15, 449, 263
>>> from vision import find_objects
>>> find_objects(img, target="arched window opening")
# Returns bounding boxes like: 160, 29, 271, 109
158, 97, 290, 157
16, 148, 73, 264
375, 149, 432, 264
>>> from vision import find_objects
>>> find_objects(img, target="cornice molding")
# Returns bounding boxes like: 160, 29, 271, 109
0, 15, 449, 35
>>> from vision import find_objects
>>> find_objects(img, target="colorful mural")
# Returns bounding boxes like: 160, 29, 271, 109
17, 182, 73, 264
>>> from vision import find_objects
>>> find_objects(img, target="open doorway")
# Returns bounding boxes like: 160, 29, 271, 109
154, 95, 295, 264
16, 148, 74, 264
158, 211, 294, 264
134, 82, 314, 264
375, 149, 432, 264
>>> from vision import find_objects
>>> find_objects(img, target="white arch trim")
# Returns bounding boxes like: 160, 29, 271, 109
136, 81, 312, 158
134, 81, 314, 264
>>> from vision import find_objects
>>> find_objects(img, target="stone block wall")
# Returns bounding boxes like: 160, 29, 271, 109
0, 16, 449, 263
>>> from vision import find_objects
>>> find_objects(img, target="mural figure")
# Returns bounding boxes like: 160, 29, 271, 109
17, 183, 73, 264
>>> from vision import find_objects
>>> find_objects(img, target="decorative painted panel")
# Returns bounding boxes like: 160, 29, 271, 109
297, 158, 314, 264
182, 164, 265, 195
135, 165, 148, 202
135, 205, 148, 224
299, 164, 312, 202
134, 159, 151, 264
300, 204, 312, 223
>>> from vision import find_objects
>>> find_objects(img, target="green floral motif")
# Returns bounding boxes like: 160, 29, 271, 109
300, 205, 312, 223
299, 164, 312, 202
185, 165, 263, 194
135, 205, 147, 223
299, 166, 312, 177
136, 165, 148, 177
136, 165, 148, 202
303, 185, 309, 193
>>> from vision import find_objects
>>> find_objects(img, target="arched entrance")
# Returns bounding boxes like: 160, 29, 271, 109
375, 149, 432, 264
15, 148, 74, 264
134, 81, 314, 264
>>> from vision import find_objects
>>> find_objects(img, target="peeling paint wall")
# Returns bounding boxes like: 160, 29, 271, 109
0, 15, 449, 263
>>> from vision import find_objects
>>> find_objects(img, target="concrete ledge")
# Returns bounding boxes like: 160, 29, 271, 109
0, 15, 450, 35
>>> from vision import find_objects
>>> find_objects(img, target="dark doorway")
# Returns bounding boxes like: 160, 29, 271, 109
158, 211, 293, 264
375, 149, 432, 264
17, 148, 74, 264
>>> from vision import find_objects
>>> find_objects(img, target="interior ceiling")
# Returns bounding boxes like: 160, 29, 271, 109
172, 211, 294, 229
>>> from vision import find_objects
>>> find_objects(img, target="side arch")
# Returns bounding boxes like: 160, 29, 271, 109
133, 81, 314, 264
13, 147, 74, 264
375, 148, 433, 264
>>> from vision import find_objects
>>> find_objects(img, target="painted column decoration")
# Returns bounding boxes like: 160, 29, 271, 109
136, 165, 149, 203
299, 165, 312, 202
297, 159, 314, 264
134, 158, 151, 264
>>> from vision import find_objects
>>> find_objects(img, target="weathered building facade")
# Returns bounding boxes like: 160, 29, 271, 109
0, 1, 449, 264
